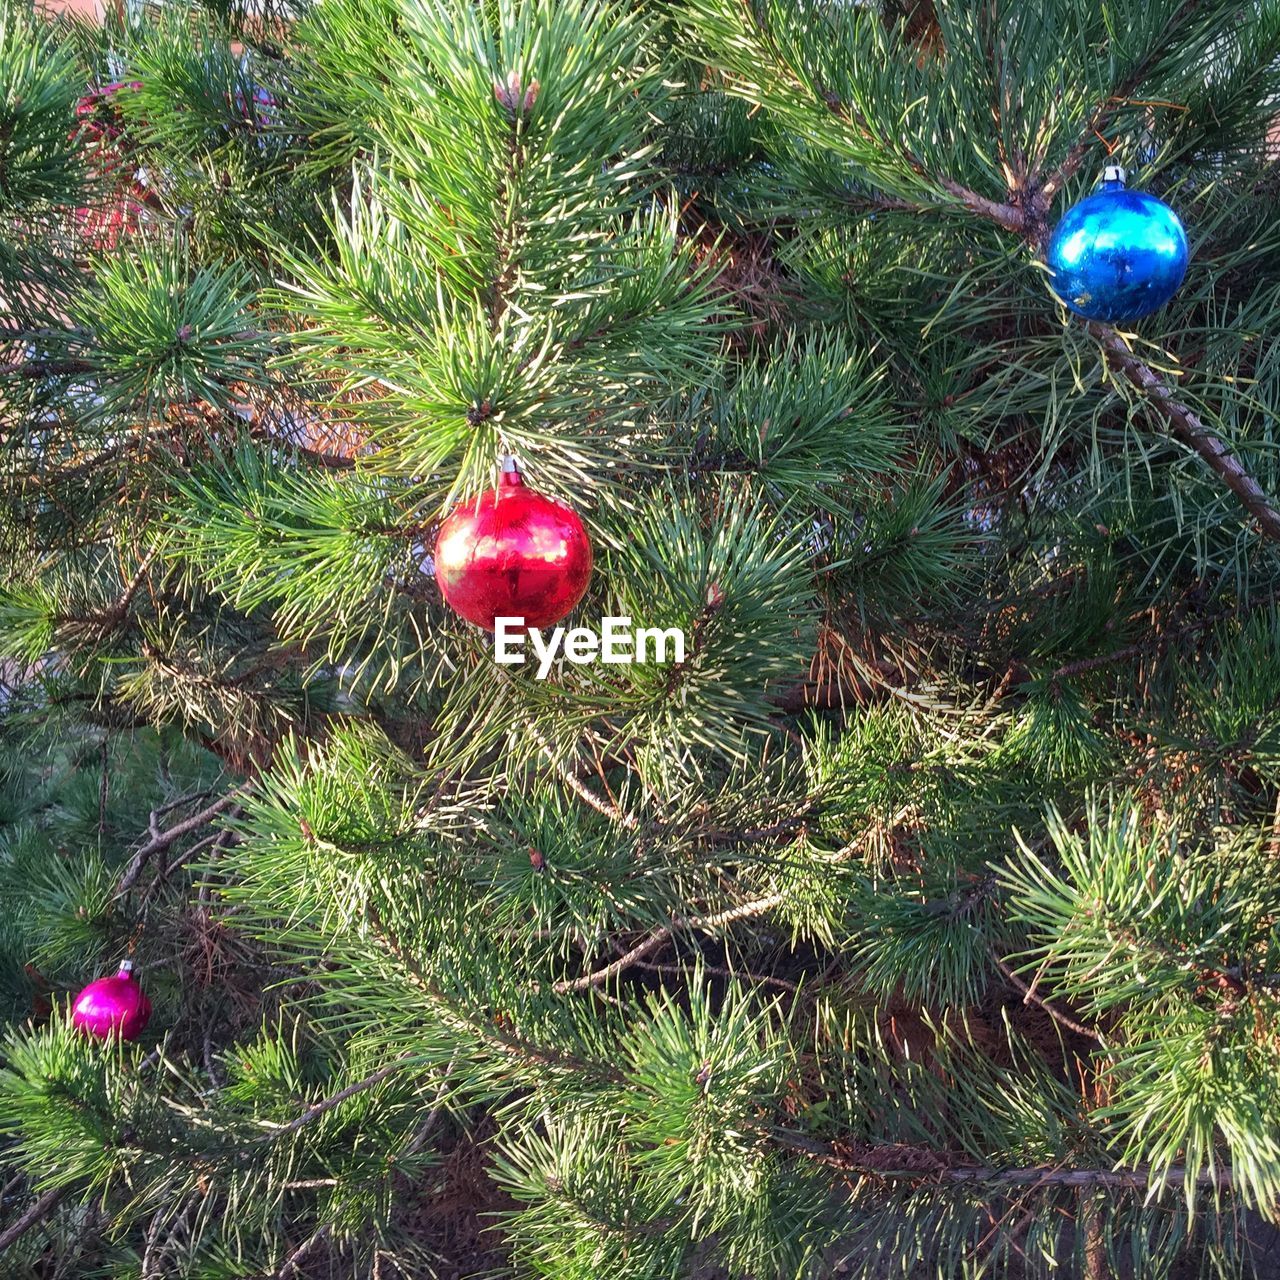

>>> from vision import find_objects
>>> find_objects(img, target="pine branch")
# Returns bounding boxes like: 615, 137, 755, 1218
773, 1130, 1235, 1191
276, 1225, 330, 1280
552, 892, 787, 993
61, 550, 159, 638
0, 1186, 66, 1253
366, 905, 619, 1082
990, 951, 1104, 1043
734, 0, 1029, 229
813, 89, 1027, 231
115, 787, 250, 896
488, 84, 526, 331
1036, 0, 1206, 204
151, 789, 218, 821
529, 725, 638, 830
258, 1055, 414, 1139
1049, 585, 1280, 686
1092, 324, 1280, 543
553, 808, 886, 993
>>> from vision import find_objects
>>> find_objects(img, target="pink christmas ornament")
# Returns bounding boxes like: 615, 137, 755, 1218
71, 961, 152, 1041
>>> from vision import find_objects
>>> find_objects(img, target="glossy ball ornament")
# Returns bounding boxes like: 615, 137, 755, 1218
1047, 168, 1188, 323
71, 962, 152, 1041
434, 461, 592, 630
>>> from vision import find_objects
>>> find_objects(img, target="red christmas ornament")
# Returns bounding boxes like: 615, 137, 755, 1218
434, 460, 593, 630
71, 961, 152, 1041
72, 81, 147, 252
74, 80, 144, 144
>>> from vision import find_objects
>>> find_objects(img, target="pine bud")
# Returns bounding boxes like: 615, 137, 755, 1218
494, 69, 539, 117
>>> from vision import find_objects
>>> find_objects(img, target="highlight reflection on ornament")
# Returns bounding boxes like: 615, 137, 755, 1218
1046, 167, 1188, 324
434, 459, 593, 631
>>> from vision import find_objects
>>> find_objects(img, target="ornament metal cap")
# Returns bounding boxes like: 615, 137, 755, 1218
117, 960, 134, 976
1102, 164, 1127, 185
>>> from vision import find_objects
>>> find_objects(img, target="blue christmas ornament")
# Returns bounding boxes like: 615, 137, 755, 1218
1046, 167, 1188, 323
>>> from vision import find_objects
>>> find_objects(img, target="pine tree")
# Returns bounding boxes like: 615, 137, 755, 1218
2, 0, 1280, 1274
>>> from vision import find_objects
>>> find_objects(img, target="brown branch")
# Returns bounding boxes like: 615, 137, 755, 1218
1094, 324, 1280, 543
19, 432, 179, 489
990, 952, 1104, 1043
0, 1185, 67, 1253
290, 444, 357, 471
773, 1129, 1234, 1191
259, 1056, 413, 1140
115, 787, 249, 896
553, 892, 787, 993
529, 725, 639, 830
488, 82, 528, 331
258, 1046, 449, 1150
157, 826, 239, 881
0, 358, 94, 379
1051, 639, 1156, 685
150, 789, 217, 820
93, 550, 158, 632
935, 174, 1026, 233
276, 1225, 330, 1280
1050, 586, 1280, 687
945, 1165, 1232, 1190
401, 1050, 458, 1158
633, 957, 799, 994
704, 817, 804, 844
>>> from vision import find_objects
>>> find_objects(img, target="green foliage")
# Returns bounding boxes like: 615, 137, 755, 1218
0, 4, 83, 216
1000, 797, 1280, 1215
4, 0, 1280, 1274
69, 245, 269, 418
